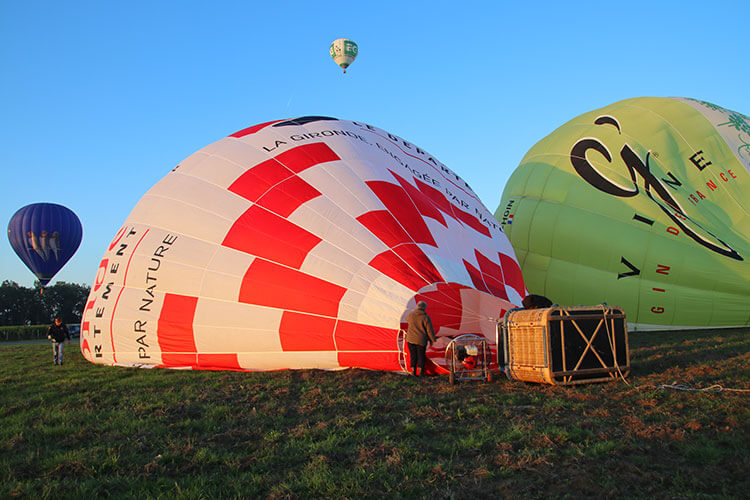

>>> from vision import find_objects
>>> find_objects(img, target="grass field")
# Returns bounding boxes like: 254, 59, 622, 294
1, 329, 748, 499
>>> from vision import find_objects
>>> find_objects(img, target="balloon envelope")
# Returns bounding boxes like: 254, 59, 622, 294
329, 38, 358, 72
7, 203, 83, 287
497, 97, 749, 330
82, 117, 525, 372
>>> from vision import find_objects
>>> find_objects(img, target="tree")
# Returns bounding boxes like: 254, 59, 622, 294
0, 281, 35, 325
40, 282, 90, 324
0, 280, 90, 326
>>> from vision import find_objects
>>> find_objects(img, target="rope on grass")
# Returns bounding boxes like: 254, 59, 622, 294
638, 382, 750, 393
598, 305, 748, 394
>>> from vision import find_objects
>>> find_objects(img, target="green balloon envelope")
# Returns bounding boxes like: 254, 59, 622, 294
496, 97, 750, 330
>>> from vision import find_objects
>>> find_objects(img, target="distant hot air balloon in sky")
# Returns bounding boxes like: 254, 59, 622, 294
81, 116, 525, 373
7, 202, 83, 287
329, 38, 358, 73
496, 97, 750, 331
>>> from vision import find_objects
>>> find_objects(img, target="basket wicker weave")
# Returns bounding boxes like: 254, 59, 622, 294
501, 305, 629, 385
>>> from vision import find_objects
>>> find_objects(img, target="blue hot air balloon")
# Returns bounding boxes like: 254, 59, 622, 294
7, 203, 83, 287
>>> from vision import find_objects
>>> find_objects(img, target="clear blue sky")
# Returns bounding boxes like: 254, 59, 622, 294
2, 0, 748, 288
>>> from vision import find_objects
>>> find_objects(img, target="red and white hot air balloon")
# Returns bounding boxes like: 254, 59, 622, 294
81, 117, 526, 373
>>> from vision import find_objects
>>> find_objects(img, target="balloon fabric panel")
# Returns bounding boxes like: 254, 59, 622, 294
498, 97, 749, 330
330, 39, 358, 72
7, 203, 83, 286
81, 117, 525, 372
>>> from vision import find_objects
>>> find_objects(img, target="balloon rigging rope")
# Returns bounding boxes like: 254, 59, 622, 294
636, 382, 750, 393
601, 304, 631, 386
601, 305, 749, 394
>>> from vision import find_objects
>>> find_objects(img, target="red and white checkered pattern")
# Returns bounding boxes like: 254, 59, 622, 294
81, 118, 526, 373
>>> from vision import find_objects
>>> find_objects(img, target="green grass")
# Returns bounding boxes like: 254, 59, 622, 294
1, 329, 748, 499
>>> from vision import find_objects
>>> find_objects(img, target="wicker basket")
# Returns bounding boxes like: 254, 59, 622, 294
501, 305, 629, 385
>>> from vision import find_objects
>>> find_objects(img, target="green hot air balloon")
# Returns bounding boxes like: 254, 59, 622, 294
330, 38, 358, 73
496, 97, 750, 331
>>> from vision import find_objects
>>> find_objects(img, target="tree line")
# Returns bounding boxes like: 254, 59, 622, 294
0, 280, 90, 326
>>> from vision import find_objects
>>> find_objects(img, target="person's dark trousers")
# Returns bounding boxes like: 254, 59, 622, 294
407, 342, 426, 375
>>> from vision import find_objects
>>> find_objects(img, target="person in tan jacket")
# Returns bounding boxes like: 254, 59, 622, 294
405, 301, 437, 376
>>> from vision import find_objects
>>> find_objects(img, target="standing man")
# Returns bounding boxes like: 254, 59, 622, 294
47, 317, 71, 366
405, 301, 437, 377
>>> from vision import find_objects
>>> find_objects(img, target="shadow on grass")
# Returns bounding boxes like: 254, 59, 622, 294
629, 328, 749, 379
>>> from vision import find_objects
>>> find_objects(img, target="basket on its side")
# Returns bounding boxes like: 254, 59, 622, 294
501, 305, 629, 385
